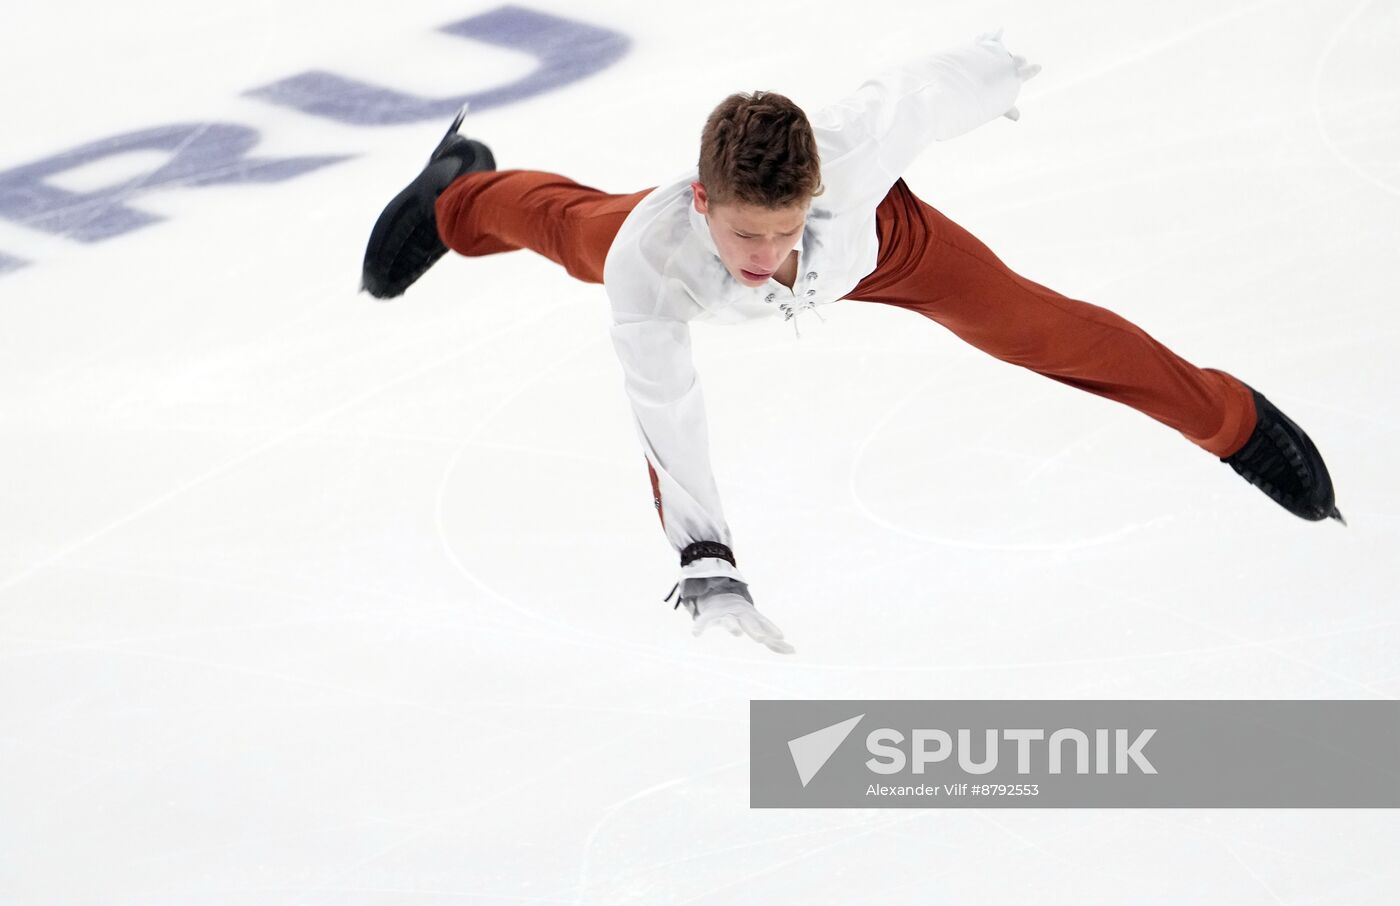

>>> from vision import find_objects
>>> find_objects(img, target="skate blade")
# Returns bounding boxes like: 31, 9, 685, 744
446, 101, 470, 136
424, 103, 473, 167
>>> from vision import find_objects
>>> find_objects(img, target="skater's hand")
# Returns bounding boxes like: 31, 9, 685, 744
692, 592, 795, 655
979, 29, 1040, 122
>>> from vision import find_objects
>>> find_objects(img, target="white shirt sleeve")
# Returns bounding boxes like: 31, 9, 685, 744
812, 34, 1023, 212
609, 312, 750, 590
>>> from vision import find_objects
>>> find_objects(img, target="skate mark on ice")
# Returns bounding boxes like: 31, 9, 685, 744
1311, 0, 1400, 198
0, 302, 572, 602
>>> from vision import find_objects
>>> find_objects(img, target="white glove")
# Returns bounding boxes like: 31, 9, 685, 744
980, 29, 1041, 122
693, 593, 796, 655
674, 577, 795, 655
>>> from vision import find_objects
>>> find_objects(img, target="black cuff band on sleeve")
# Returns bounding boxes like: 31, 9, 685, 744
679, 541, 736, 568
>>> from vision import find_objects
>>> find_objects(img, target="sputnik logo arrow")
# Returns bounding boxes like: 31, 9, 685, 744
788, 714, 864, 787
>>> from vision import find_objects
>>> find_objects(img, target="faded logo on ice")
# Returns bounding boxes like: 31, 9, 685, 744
0, 5, 631, 276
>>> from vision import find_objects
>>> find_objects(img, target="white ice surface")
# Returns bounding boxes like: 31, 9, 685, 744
3, 0, 1399, 903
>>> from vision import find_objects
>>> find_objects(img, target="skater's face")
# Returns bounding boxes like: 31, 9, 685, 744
692, 182, 808, 286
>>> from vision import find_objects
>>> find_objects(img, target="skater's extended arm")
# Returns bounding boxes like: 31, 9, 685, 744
812, 32, 1033, 211
609, 314, 750, 594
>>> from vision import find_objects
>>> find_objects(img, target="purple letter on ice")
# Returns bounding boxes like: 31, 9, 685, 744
0, 123, 346, 242
243, 5, 630, 125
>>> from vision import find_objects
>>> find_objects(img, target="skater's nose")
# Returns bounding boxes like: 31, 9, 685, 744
751, 241, 784, 270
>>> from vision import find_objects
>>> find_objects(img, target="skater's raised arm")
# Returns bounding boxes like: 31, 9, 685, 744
811, 32, 1036, 211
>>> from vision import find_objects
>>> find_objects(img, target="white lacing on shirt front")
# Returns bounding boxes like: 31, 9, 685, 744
778, 297, 826, 338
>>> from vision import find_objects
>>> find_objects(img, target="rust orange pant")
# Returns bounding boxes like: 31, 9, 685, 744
436, 170, 1257, 458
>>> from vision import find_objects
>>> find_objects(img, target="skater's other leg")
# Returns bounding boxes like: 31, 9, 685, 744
848, 179, 1255, 457
847, 179, 1341, 522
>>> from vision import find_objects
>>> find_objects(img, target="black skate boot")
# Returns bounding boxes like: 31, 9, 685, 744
361, 104, 496, 299
1223, 385, 1344, 524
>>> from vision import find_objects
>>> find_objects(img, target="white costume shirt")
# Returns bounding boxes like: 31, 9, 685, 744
602, 35, 1022, 598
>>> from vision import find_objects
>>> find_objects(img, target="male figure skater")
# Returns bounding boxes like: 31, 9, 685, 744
361, 33, 1342, 655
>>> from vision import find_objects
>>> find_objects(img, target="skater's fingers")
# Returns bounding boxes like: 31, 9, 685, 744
751, 628, 796, 655
739, 611, 784, 639
737, 612, 795, 655
750, 625, 796, 654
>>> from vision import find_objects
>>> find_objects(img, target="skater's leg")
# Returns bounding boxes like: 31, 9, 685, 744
846, 179, 1257, 458
435, 170, 655, 284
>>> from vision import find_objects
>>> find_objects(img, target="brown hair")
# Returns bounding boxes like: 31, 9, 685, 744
698, 90, 823, 209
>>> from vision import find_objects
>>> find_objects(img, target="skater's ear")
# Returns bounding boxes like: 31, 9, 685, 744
691, 181, 710, 216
